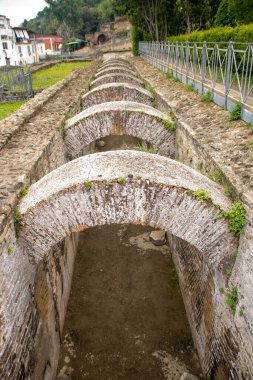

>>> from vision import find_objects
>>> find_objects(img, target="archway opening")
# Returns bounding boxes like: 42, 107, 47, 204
57, 224, 202, 379
98, 34, 106, 44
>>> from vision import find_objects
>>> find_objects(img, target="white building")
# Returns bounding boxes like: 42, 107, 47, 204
0, 15, 46, 67
0, 15, 19, 66
13, 28, 41, 65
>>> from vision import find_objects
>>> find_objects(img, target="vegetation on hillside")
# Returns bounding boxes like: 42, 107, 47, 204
23, 0, 115, 39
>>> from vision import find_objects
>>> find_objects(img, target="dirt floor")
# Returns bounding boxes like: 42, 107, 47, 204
57, 224, 202, 380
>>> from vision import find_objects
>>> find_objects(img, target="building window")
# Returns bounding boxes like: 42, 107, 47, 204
0, 23, 5, 28
18, 46, 23, 57
1, 35, 7, 39
2, 42, 8, 50
27, 45, 31, 55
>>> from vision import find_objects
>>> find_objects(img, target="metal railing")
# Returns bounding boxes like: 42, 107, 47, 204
0, 66, 33, 102
139, 41, 253, 123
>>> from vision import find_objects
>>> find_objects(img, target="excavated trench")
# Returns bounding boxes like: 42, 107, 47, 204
56, 57, 202, 379
16, 55, 240, 380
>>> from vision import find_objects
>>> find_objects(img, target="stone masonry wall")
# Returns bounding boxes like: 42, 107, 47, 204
0, 61, 97, 379
133, 56, 253, 378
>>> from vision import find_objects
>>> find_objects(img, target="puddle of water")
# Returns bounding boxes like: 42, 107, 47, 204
57, 224, 202, 380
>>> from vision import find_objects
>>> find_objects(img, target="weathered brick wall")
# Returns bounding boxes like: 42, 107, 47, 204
133, 57, 253, 378
0, 61, 97, 379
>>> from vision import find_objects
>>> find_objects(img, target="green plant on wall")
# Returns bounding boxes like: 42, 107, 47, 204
84, 180, 92, 190
219, 202, 246, 236
191, 189, 210, 201
226, 287, 238, 315
117, 177, 126, 185
162, 120, 177, 132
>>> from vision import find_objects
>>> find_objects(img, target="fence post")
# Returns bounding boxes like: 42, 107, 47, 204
176, 41, 179, 79
201, 41, 207, 94
186, 42, 190, 84
225, 41, 233, 110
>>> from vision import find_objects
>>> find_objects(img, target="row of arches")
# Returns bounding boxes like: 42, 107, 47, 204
18, 56, 238, 378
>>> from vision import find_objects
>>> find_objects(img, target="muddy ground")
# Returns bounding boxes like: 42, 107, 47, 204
57, 224, 202, 380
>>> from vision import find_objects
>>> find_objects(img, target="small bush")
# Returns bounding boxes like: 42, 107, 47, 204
226, 267, 232, 280
117, 177, 126, 185
84, 181, 92, 190
185, 84, 196, 92
226, 287, 238, 315
19, 187, 28, 198
209, 169, 223, 184
231, 251, 238, 261
191, 189, 210, 201
224, 185, 233, 199
167, 24, 253, 45
228, 102, 242, 121
13, 208, 21, 237
219, 202, 246, 235
201, 90, 213, 103
7, 246, 12, 255
163, 120, 177, 132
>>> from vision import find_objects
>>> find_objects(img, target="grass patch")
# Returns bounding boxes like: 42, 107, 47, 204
134, 143, 159, 154
246, 123, 253, 133
32, 61, 91, 90
226, 287, 238, 315
117, 177, 126, 185
84, 180, 92, 191
13, 208, 21, 238
218, 202, 246, 236
208, 169, 223, 184
201, 90, 213, 102
185, 83, 196, 92
191, 189, 210, 201
224, 185, 233, 199
166, 71, 180, 82
0, 101, 26, 121
162, 120, 177, 132
227, 102, 242, 121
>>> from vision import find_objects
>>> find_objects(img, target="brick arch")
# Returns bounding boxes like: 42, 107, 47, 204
19, 151, 235, 263
98, 62, 132, 72
82, 83, 153, 109
64, 101, 175, 159
90, 73, 143, 89
18, 150, 237, 375
95, 66, 136, 79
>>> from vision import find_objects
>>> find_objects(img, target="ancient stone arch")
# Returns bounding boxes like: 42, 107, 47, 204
95, 66, 136, 79
19, 151, 235, 263
90, 73, 143, 89
97, 62, 132, 71
64, 101, 175, 159
82, 83, 153, 108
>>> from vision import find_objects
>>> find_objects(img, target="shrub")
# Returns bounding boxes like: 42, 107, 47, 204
201, 90, 213, 102
19, 187, 28, 198
167, 24, 253, 45
13, 208, 21, 237
134, 144, 159, 154
208, 169, 223, 184
228, 102, 242, 121
219, 202, 246, 235
163, 120, 177, 131
84, 181, 92, 190
226, 287, 238, 315
117, 177, 126, 185
132, 26, 142, 56
191, 189, 210, 201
